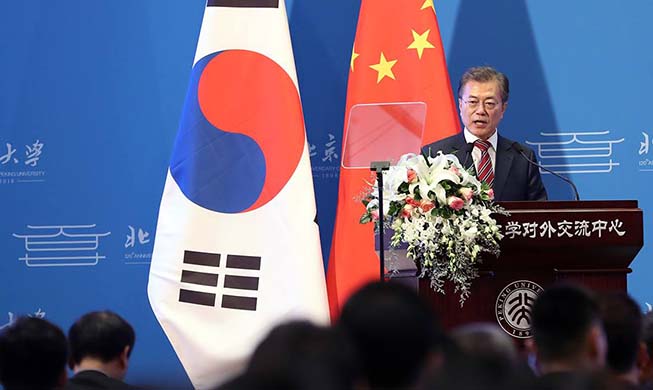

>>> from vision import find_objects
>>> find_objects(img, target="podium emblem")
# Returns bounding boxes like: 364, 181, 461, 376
495, 280, 543, 338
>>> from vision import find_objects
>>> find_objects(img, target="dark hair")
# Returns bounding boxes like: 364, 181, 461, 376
532, 284, 601, 362
599, 292, 643, 373
458, 66, 510, 102
338, 281, 444, 389
0, 316, 68, 389
68, 311, 135, 366
451, 322, 518, 364
237, 320, 360, 390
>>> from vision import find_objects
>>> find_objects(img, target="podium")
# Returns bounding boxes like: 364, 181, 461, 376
415, 200, 643, 337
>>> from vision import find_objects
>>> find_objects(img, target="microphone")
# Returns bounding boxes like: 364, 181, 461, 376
460, 142, 475, 170
511, 142, 580, 201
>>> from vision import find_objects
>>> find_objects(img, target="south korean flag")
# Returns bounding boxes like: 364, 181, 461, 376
147, 1, 329, 388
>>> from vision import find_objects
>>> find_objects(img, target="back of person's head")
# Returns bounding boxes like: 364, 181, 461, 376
639, 311, 653, 385
235, 320, 359, 390
0, 316, 68, 390
451, 322, 518, 365
337, 281, 444, 389
417, 351, 534, 390
68, 310, 135, 368
532, 284, 606, 370
643, 311, 653, 362
598, 292, 643, 374
420, 323, 533, 390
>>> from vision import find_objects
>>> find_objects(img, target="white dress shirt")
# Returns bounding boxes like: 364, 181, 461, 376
463, 128, 498, 173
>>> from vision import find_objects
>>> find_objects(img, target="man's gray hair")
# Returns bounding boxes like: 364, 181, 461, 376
458, 66, 509, 103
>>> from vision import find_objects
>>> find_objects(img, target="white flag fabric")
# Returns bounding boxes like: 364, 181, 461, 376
147, 1, 329, 388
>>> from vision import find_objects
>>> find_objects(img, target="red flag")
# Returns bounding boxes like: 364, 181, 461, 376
327, 0, 460, 319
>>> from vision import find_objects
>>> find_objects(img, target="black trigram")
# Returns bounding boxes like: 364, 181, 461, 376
207, 0, 279, 8
178, 250, 261, 311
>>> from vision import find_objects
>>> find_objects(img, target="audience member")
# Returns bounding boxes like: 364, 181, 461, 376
531, 284, 607, 389
12, 285, 646, 390
0, 316, 68, 390
337, 281, 445, 389
451, 322, 518, 365
417, 322, 533, 390
218, 320, 360, 390
599, 292, 644, 388
66, 311, 136, 390
639, 311, 653, 389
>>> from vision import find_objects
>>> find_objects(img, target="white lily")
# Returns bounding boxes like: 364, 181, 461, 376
460, 168, 482, 189
400, 154, 431, 184
428, 168, 461, 205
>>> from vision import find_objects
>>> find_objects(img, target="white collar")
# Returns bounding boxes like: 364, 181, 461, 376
463, 127, 498, 150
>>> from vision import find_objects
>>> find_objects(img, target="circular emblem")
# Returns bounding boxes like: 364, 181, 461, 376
171, 50, 305, 213
495, 280, 543, 339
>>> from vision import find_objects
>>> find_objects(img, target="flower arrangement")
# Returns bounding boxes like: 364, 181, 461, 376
360, 152, 507, 305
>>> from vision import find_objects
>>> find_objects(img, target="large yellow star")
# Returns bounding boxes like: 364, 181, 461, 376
407, 29, 435, 59
369, 52, 397, 83
350, 47, 359, 72
421, 0, 435, 12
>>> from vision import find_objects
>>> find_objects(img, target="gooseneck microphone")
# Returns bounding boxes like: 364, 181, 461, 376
511, 142, 580, 201
460, 142, 475, 170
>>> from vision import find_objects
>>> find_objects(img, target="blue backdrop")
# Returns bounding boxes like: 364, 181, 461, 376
1, 1, 651, 387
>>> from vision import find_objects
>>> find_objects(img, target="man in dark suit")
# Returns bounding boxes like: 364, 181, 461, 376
66, 311, 136, 390
0, 316, 69, 390
422, 66, 547, 201
599, 292, 645, 388
531, 284, 608, 389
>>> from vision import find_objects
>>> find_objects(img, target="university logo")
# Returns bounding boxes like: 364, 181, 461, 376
525, 131, 623, 174
124, 224, 152, 265
639, 131, 653, 171
0, 139, 46, 185
13, 224, 111, 267
495, 280, 543, 338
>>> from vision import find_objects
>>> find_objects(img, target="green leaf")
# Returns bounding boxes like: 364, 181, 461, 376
388, 202, 400, 216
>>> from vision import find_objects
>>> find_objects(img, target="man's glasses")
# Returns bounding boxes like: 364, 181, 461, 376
462, 99, 500, 111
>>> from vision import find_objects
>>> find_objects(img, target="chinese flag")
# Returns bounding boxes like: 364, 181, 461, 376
327, 0, 460, 319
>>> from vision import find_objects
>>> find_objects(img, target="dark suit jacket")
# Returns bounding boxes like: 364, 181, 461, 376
422, 133, 547, 201
66, 370, 134, 390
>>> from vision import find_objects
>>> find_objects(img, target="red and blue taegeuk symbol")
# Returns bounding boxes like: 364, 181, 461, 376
170, 50, 305, 213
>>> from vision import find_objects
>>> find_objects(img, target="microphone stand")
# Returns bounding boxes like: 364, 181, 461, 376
370, 161, 390, 281
460, 143, 475, 172
512, 143, 580, 201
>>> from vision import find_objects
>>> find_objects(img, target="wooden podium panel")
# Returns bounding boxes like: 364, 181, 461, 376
416, 200, 643, 335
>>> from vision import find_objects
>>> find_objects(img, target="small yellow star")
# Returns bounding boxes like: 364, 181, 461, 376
369, 52, 397, 83
350, 47, 360, 72
421, 0, 435, 12
407, 29, 435, 59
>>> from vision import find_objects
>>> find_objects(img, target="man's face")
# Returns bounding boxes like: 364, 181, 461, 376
458, 79, 507, 140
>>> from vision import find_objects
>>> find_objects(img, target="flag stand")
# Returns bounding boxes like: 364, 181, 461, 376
370, 160, 390, 281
